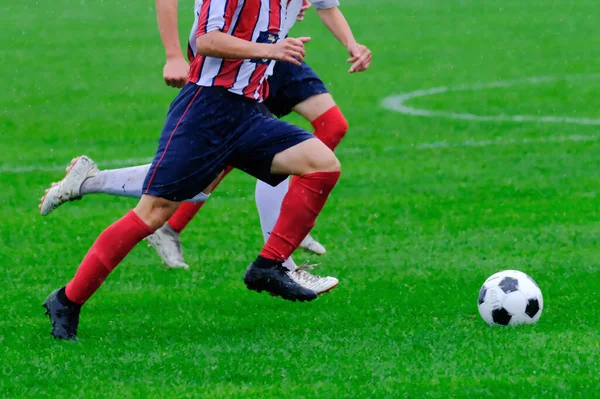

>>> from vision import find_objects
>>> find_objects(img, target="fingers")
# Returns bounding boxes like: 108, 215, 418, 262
173, 78, 187, 88
349, 57, 369, 73
283, 55, 302, 66
164, 76, 187, 88
274, 37, 310, 64
347, 45, 372, 73
163, 59, 190, 88
281, 38, 307, 62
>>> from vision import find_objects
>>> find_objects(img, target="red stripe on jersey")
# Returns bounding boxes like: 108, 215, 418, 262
244, 0, 280, 99
213, 0, 261, 88
190, 0, 212, 83
196, 0, 212, 37
260, 78, 270, 101
188, 55, 205, 83
187, 43, 195, 63
268, 0, 281, 32
243, 64, 268, 98
222, 0, 239, 32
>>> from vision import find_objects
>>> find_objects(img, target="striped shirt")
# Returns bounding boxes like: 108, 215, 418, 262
188, 0, 303, 102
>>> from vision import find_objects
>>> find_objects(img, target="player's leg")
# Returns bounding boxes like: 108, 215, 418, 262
256, 62, 348, 256
144, 64, 345, 270
292, 93, 348, 151
42, 195, 178, 340
39, 160, 208, 216
42, 84, 228, 340
146, 167, 232, 269
232, 115, 341, 301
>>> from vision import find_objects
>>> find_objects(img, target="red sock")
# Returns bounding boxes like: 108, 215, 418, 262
260, 171, 340, 261
290, 106, 348, 186
65, 210, 154, 305
168, 202, 205, 232
167, 166, 234, 232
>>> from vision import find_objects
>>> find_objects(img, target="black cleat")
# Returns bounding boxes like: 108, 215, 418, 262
244, 262, 318, 302
43, 288, 81, 340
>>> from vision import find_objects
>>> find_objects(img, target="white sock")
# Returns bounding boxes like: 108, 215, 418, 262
80, 164, 209, 202
255, 179, 297, 271
81, 164, 150, 197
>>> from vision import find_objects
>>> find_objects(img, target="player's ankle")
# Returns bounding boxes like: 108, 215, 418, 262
58, 287, 81, 308
253, 255, 281, 269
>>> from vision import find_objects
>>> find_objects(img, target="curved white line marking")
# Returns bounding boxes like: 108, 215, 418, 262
381, 74, 600, 125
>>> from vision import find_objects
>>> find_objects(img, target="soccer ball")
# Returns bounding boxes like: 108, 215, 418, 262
477, 270, 543, 326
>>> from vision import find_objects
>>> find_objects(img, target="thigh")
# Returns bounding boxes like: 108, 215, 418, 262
143, 85, 234, 201
230, 114, 314, 186
291, 92, 337, 122
271, 138, 340, 176
263, 62, 329, 118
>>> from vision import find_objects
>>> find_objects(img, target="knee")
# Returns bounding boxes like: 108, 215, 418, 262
309, 151, 341, 173
325, 154, 341, 172
314, 107, 349, 150
331, 113, 349, 146
135, 196, 179, 230
335, 112, 349, 137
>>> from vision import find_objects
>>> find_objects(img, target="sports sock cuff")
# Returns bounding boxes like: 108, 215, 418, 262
94, 210, 154, 268
58, 286, 80, 307
129, 210, 155, 234
253, 255, 281, 269
310, 106, 349, 151
300, 171, 341, 190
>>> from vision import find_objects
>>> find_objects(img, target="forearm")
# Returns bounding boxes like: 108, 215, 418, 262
156, 0, 184, 59
196, 31, 272, 60
316, 7, 357, 49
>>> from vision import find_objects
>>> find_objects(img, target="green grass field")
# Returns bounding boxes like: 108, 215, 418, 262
2, 0, 600, 397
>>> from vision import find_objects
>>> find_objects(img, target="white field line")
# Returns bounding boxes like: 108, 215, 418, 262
0, 157, 152, 174
381, 74, 600, 125
336, 134, 598, 154
2, 135, 597, 174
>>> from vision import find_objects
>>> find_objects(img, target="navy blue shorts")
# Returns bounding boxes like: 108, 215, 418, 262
264, 61, 329, 118
143, 85, 314, 201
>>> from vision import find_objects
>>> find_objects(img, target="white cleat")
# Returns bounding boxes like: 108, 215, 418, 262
300, 234, 327, 255
286, 262, 338, 295
145, 223, 190, 269
39, 156, 99, 216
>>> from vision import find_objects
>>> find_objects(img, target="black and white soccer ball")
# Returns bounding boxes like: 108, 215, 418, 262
478, 270, 543, 326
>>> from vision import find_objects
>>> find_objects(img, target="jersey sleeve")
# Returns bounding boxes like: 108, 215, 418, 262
311, 0, 340, 9
196, 0, 239, 37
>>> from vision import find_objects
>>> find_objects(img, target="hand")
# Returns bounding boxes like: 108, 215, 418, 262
297, 0, 312, 21
270, 37, 311, 65
347, 43, 372, 73
163, 56, 190, 88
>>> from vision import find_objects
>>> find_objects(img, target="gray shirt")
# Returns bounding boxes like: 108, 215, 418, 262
311, 0, 340, 9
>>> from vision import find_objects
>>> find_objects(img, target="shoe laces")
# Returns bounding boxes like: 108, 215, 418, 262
294, 261, 323, 284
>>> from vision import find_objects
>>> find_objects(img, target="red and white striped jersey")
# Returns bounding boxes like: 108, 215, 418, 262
188, 0, 302, 102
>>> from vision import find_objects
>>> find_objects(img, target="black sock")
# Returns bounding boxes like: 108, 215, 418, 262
57, 287, 80, 307
253, 256, 281, 269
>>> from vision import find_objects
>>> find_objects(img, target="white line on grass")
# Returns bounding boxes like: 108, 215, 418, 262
2, 135, 597, 174
0, 157, 152, 174
335, 134, 598, 154
381, 74, 600, 125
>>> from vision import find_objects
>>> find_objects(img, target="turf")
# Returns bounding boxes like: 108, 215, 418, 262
1, 0, 600, 397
